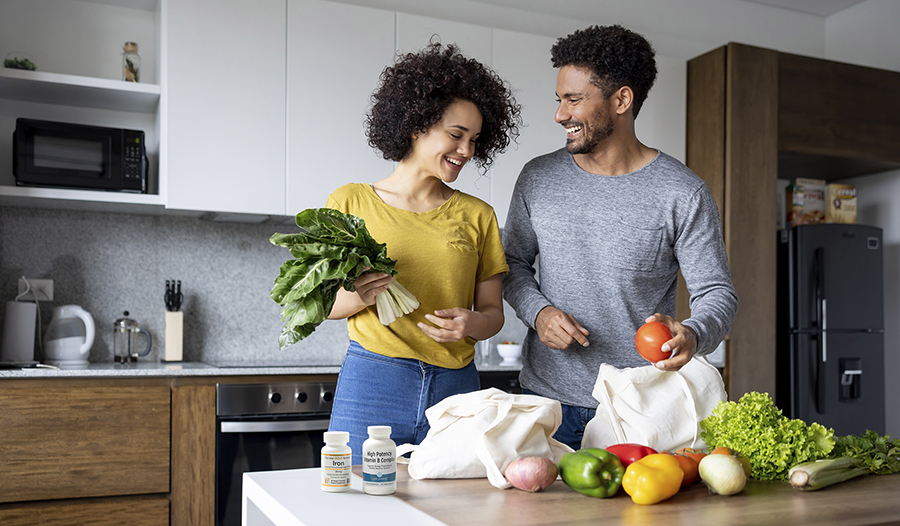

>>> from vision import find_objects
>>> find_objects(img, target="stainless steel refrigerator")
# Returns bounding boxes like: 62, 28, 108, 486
776, 224, 885, 436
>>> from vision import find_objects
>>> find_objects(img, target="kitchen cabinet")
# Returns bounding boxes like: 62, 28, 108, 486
685, 43, 900, 401
0, 378, 171, 525
285, 0, 395, 214
164, 0, 287, 216
0, 373, 338, 526
0, 0, 163, 212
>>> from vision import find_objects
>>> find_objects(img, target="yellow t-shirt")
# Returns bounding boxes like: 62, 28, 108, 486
326, 183, 509, 369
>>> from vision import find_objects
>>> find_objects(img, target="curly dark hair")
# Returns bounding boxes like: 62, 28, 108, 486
366, 40, 521, 173
550, 25, 657, 119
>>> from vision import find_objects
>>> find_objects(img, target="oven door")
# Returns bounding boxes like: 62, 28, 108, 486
216, 414, 329, 526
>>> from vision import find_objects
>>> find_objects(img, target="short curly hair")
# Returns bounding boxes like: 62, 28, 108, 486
366, 41, 521, 173
550, 25, 657, 119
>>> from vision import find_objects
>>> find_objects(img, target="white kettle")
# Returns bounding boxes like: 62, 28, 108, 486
43, 305, 95, 368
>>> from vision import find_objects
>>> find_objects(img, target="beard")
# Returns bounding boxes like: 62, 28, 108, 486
564, 110, 614, 155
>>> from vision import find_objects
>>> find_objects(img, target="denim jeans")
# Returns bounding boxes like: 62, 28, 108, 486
523, 388, 595, 451
328, 341, 480, 464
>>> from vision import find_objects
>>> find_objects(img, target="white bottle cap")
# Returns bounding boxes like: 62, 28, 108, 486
323, 431, 349, 444
367, 425, 392, 438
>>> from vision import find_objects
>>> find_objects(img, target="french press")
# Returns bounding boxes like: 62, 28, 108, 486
113, 311, 152, 362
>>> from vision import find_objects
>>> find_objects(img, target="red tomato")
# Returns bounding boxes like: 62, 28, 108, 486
635, 321, 673, 363
664, 452, 699, 486
676, 447, 708, 466
605, 443, 658, 467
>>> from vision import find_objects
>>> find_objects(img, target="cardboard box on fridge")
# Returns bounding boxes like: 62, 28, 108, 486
825, 183, 857, 224
786, 178, 826, 227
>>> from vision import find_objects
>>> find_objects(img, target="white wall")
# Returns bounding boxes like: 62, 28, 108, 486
825, 0, 900, 437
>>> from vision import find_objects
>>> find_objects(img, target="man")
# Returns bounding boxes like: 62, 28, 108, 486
502, 25, 738, 450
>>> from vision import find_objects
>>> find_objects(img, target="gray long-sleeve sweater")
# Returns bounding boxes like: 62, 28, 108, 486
502, 148, 738, 408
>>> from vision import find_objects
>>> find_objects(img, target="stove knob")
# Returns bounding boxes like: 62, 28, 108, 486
322, 390, 334, 403
296, 391, 308, 403
269, 392, 282, 404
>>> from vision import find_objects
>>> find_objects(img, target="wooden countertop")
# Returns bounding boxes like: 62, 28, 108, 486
245, 464, 900, 526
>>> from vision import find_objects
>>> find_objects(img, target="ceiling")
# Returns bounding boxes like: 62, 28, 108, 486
741, 0, 869, 16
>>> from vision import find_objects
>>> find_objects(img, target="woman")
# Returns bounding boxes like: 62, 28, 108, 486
326, 41, 521, 462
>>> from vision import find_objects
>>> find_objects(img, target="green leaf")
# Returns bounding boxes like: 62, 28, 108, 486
270, 208, 398, 350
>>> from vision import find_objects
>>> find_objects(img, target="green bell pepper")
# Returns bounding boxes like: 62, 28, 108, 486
558, 448, 625, 498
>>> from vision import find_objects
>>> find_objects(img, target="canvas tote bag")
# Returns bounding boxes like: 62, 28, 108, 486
582, 356, 726, 453
397, 388, 573, 489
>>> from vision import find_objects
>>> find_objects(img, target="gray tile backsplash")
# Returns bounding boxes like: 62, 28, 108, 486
1, 206, 526, 366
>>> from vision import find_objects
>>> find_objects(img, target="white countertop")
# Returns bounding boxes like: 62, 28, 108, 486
243, 468, 446, 526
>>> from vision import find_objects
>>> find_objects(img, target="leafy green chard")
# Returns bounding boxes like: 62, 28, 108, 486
270, 208, 417, 349
830, 430, 900, 474
699, 392, 835, 481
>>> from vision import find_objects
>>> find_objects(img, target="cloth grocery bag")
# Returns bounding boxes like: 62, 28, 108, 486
582, 356, 726, 453
396, 388, 573, 489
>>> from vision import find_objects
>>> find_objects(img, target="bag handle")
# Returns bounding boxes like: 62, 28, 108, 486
474, 400, 514, 489
672, 369, 701, 448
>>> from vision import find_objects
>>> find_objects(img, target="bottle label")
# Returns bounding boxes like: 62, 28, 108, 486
362, 448, 396, 485
321, 453, 352, 488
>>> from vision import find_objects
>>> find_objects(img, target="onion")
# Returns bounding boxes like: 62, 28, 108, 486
504, 457, 558, 492
698, 454, 747, 495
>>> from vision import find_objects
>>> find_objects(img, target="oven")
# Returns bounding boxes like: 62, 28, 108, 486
215, 381, 335, 526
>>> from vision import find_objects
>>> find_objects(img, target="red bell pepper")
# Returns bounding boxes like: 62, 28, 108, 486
605, 443, 658, 467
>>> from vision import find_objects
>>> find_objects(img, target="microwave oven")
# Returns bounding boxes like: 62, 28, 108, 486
13, 118, 148, 193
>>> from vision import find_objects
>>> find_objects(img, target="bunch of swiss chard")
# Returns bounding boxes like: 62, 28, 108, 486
270, 208, 418, 350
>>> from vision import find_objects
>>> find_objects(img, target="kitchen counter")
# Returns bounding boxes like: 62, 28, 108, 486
0, 359, 519, 378
244, 464, 900, 526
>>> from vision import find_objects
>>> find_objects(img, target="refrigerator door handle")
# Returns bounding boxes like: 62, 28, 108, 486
814, 248, 826, 415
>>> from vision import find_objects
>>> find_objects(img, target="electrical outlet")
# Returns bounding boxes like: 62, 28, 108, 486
17, 278, 54, 301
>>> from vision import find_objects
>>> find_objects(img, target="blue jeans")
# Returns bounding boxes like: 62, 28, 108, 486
523, 388, 595, 451
328, 341, 480, 464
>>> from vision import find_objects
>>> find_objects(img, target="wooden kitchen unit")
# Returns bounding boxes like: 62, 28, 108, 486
685, 43, 900, 402
0, 373, 337, 526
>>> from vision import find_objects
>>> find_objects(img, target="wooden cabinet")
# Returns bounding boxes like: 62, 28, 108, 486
685, 43, 900, 400
0, 379, 171, 525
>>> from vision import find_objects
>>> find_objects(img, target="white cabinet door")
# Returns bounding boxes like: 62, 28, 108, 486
165, 0, 286, 215
396, 13, 493, 205
286, 0, 395, 215
491, 29, 561, 228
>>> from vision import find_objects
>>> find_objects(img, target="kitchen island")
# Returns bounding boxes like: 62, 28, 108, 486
244, 464, 900, 526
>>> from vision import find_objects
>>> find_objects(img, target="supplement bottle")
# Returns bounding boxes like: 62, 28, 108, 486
362, 425, 396, 495
321, 431, 352, 492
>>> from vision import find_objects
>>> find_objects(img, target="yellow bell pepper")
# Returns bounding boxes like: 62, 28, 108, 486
621, 453, 683, 505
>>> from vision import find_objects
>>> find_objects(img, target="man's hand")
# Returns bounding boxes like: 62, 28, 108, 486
535, 306, 589, 349
646, 313, 697, 371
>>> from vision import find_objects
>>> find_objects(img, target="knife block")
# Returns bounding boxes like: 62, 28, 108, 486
163, 311, 183, 362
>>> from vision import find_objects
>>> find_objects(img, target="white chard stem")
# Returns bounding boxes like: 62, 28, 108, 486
375, 280, 419, 325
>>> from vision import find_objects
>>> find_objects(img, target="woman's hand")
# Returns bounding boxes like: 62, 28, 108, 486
418, 308, 477, 342
352, 271, 394, 306
417, 274, 504, 343
327, 270, 393, 320
645, 313, 697, 371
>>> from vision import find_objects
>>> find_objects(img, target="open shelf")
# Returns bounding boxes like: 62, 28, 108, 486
0, 68, 160, 113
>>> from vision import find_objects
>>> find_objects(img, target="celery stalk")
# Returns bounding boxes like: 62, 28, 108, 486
788, 457, 868, 491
